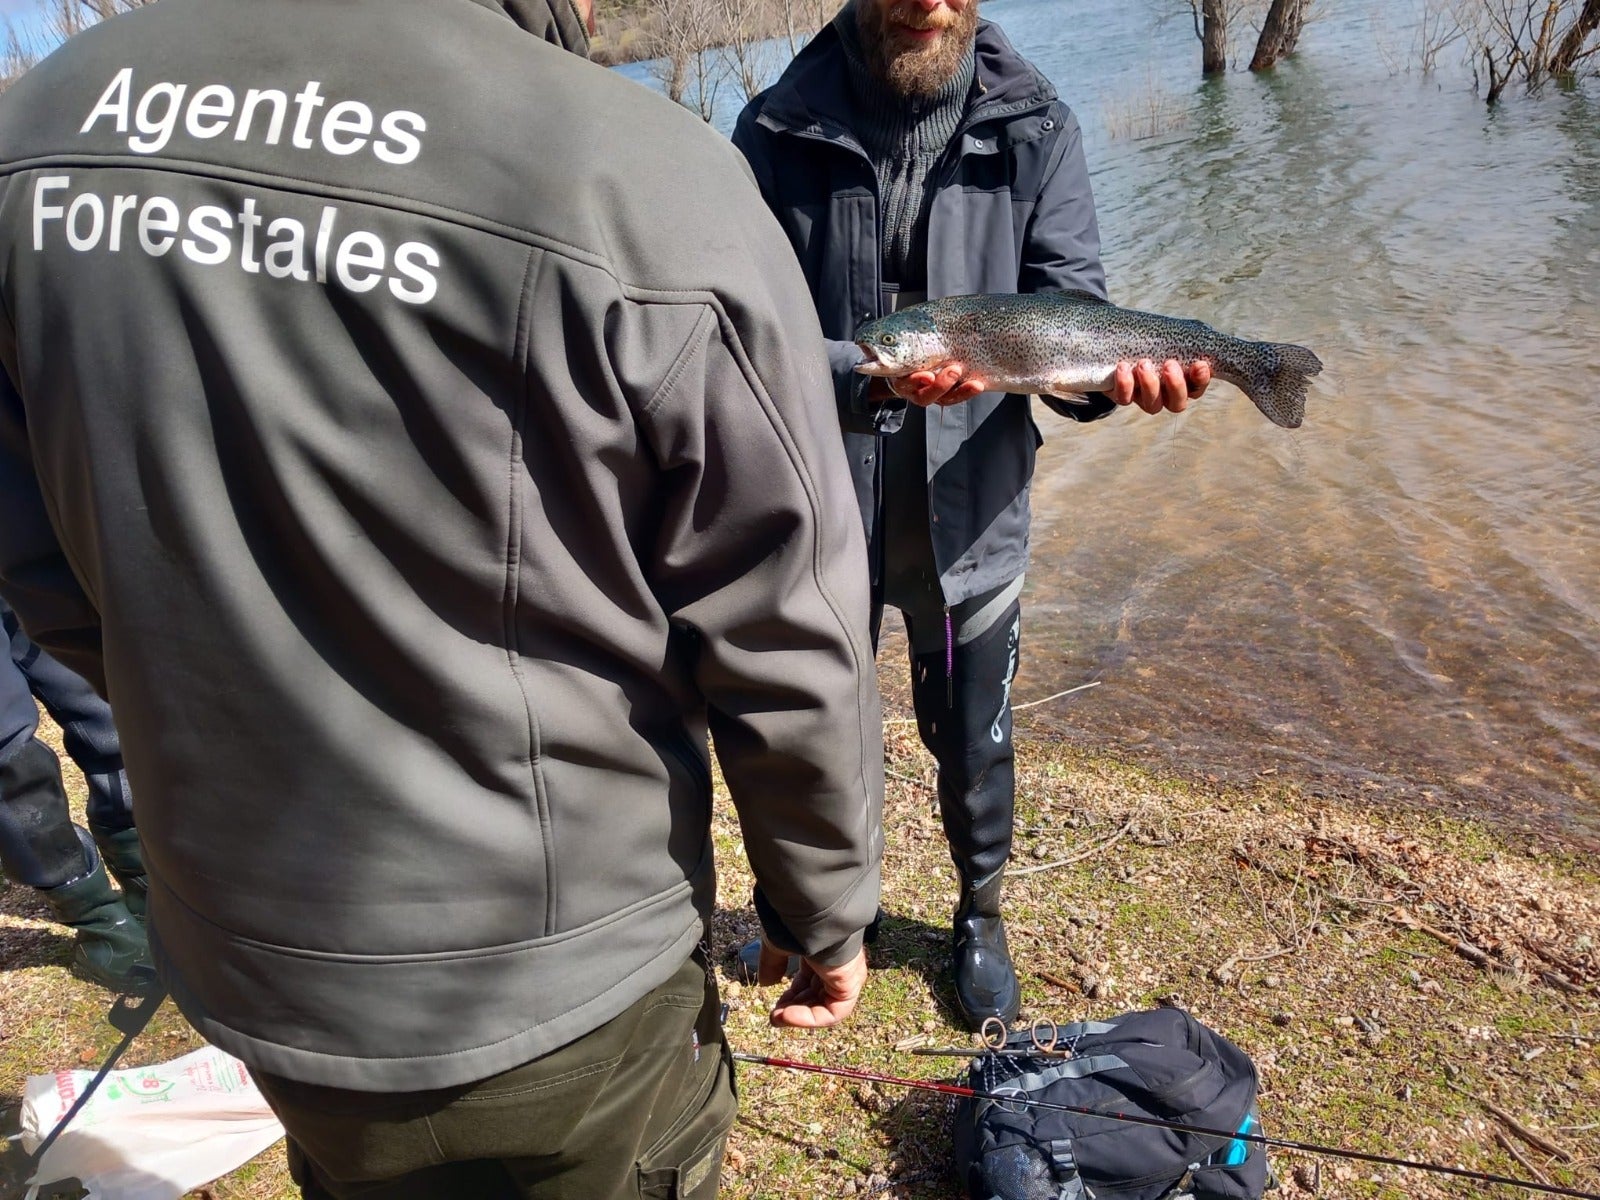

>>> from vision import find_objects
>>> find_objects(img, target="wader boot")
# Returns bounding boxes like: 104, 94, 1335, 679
908, 602, 1023, 1030
0, 740, 152, 993
93, 826, 148, 920
40, 830, 153, 993
952, 868, 1019, 1029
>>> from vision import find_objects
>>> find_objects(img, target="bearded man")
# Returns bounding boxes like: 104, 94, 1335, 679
733, 0, 1209, 1029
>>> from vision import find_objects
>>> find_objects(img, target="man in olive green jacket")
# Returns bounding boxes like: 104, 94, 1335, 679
0, 0, 883, 1194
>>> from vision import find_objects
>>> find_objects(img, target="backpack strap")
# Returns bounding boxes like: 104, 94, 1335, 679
989, 1054, 1131, 1107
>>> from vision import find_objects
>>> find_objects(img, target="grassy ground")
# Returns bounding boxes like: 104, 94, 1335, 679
3, 655, 1596, 1200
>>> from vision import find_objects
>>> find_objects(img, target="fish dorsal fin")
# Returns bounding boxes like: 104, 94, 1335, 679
1053, 288, 1112, 305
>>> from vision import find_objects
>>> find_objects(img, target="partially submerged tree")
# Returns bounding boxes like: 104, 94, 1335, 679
1249, 0, 1311, 70
1200, 0, 1230, 73
1170, 0, 1258, 75
1549, 0, 1600, 75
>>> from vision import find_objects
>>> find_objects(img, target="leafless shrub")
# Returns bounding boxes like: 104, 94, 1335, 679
717, 0, 783, 102
1372, 1, 1468, 76
634, 0, 831, 117
1099, 70, 1193, 140
1459, 0, 1600, 102
1, 0, 157, 91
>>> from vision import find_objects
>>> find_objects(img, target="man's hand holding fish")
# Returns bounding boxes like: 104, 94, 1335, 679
876, 355, 1213, 414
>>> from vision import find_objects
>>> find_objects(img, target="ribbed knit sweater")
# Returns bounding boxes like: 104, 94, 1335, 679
835, 3, 975, 290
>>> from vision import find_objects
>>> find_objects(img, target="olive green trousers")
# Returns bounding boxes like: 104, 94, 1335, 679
252, 953, 736, 1199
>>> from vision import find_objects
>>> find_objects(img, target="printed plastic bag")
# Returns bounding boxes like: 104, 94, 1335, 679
20, 1045, 285, 1200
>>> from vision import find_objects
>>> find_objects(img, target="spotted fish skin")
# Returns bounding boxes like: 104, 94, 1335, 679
853, 291, 1322, 429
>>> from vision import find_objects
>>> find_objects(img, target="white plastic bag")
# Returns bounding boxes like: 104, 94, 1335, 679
20, 1045, 285, 1200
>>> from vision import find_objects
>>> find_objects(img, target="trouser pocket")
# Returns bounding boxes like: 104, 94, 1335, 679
635, 1039, 737, 1200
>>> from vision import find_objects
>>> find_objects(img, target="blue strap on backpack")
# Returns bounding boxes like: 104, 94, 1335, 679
952, 1008, 1273, 1200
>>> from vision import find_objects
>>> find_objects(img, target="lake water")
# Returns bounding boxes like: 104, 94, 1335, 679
616, 1, 1600, 842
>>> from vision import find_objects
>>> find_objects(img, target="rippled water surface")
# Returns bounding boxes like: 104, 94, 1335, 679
620, 1, 1600, 838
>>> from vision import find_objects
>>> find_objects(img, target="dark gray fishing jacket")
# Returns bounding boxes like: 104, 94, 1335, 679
0, 0, 883, 1090
732, 19, 1117, 606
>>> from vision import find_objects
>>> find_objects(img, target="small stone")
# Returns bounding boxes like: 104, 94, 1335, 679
1335, 1015, 1355, 1028
806, 1122, 824, 1136
1032, 843, 1051, 860
1261, 974, 1282, 990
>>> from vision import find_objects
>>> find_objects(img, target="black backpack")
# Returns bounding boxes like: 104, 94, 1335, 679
952, 1008, 1271, 1200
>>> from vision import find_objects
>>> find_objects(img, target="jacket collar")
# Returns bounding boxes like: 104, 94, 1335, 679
756, 17, 1057, 140
460, 0, 591, 57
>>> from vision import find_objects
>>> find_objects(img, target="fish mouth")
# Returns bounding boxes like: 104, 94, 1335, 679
853, 343, 895, 376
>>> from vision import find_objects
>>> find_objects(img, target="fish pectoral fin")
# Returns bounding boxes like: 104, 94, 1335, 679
1038, 385, 1097, 405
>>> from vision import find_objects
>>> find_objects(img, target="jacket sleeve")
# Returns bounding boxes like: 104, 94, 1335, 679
732, 103, 906, 439
628, 259, 885, 968
1019, 106, 1118, 424
0, 359, 107, 694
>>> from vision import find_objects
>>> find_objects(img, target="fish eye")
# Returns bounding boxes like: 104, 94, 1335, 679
882, 333, 898, 345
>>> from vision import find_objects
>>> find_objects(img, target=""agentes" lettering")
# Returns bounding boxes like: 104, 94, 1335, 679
80, 68, 426, 164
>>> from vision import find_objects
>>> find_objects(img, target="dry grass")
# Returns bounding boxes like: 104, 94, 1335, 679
3, 665, 1597, 1199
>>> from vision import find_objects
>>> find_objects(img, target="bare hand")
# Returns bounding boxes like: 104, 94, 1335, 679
887, 362, 986, 408
1111, 359, 1211, 414
767, 946, 868, 1029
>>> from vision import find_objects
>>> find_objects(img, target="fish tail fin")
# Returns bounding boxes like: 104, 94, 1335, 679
1237, 342, 1322, 429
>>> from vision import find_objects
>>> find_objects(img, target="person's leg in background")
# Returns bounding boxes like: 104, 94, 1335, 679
904, 578, 1025, 1029
0, 610, 151, 991
6, 606, 146, 915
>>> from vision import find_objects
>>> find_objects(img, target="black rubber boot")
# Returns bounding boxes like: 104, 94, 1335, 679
93, 826, 148, 920
39, 834, 154, 993
907, 600, 1024, 1030
952, 870, 1020, 1029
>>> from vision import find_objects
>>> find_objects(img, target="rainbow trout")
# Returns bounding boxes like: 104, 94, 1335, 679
853, 291, 1322, 429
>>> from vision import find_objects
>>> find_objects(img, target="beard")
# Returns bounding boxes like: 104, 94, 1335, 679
855, 0, 979, 99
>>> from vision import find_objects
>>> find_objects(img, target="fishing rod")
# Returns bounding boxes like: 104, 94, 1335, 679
732, 1051, 1600, 1200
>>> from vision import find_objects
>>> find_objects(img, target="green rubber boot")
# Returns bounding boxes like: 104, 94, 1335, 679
39, 846, 154, 993
93, 826, 148, 920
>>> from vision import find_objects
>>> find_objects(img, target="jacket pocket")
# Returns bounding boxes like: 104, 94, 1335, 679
636, 1043, 737, 1199
664, 729, 713, 799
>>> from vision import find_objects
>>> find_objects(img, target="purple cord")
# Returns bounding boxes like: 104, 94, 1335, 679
945, 609, 954, 707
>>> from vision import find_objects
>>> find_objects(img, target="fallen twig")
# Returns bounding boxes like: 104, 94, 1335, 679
1392, 910, 1493, 967
1211, 944, 1297, 983
1012, 680, 1101, 713
1011, 817, 1136, 877
1480, 1096, 1574, 1163
1494, 1130, 1552, 1185
1037, 970, 1078, 991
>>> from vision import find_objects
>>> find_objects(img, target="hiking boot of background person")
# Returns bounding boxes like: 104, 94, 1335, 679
40, 834, 154, 993
93, 825, 148, 920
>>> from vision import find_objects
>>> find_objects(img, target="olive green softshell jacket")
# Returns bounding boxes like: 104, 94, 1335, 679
0, 0, 883, 1090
